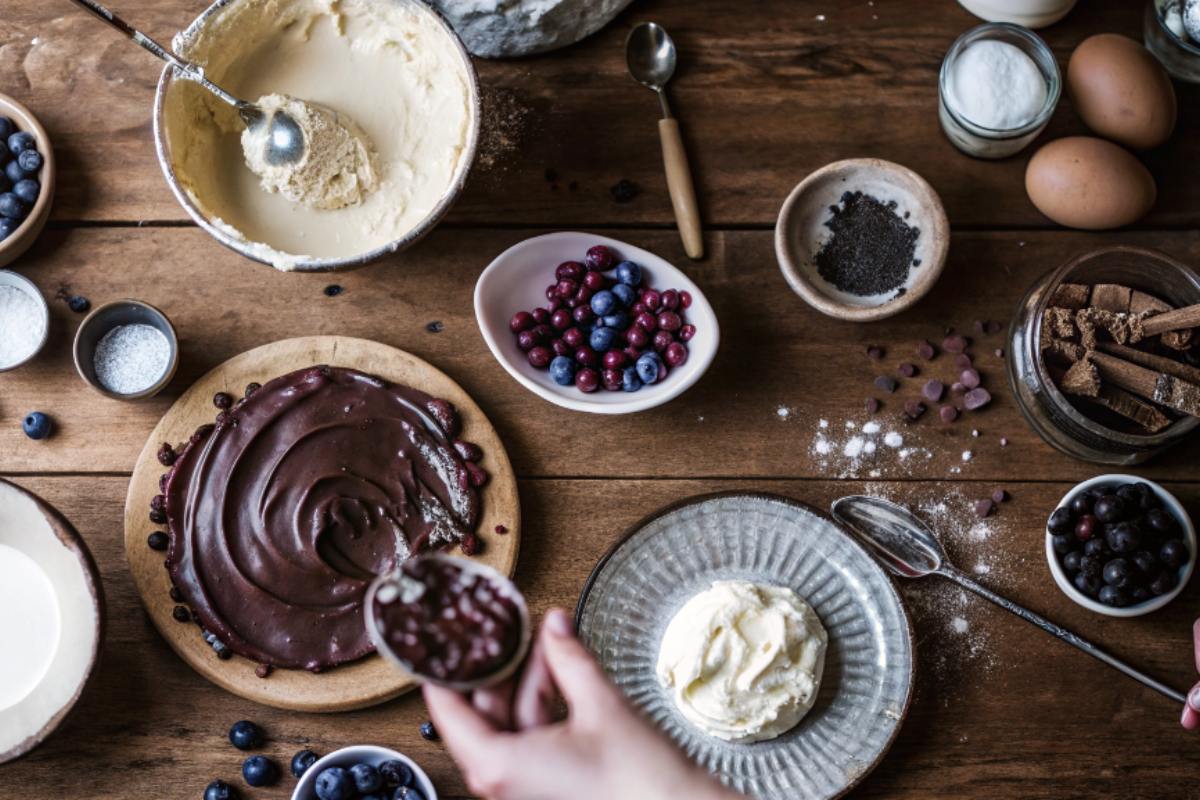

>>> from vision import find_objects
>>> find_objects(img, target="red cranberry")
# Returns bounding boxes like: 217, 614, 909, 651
575, 367, 600, 393
531, 324, 554, 341
531, 307, 550, 324
642, 290, 661, 310
527, 346, 552, 369
562, 327, 584, 347
657, 311, 682, 332
564, 295, 579, 309
574, 346, 597, 366
546, 296, 562, 312
555, 261, 585, 281
572, 305, 594, 325
573, 287, 593, 307
679, 324, 696, 341
465, 461, 489, 487
680, 291, 693, 309
510, 311, 534, 333
626, 327, 650, 349
585, 245, 616, 271
635, 311, 658, 332
555, 279, 578, 299
544, 285, 558, 302
603, 349, 627, 370
551, 339, 571, 357
623, 345, 641, 362
582, 271, 606, 291
550, 309, 572, 330
516, 330, 539, 351
652, 330, 674, 352
602, 368, 622, 391
664, 342, 689, 367
661, 289, 680, 310
632, 302, 648, 314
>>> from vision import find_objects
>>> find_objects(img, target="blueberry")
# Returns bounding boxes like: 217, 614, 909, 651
1082, 538, 1107, 558
1131, 550, 1158, 576
147, 531, 169, 551
315, 767, 355, 800
1073, 571, 1101, 597
1149, 570, 1177, 596
227, 720, 263, 750
242, 755, 279, 787
1102, 558, 1131, 588
601, 312, 628, 329
636, 352, 662, 385
67, 295, 90, 313
0, 192, 27, 220
204, 779, 239, 800
1093, 494, 1125, 523
1078, 553, 1102, 578
1105, 521, 1139, 554
394, 788, 426, 800
0, 117, 12, 142
22, 412, 52, 440
1130, 586, 1151, 603
350, 762, 383, 793
1051, 533, 1072, 556
17, 149, 42, 174
589, 290, 617, 316
1160, 539, 1189, 570
549, 355, 576, 386
621, 366, 642, 393
291, 749, 319, 778
1047, 507, 1074, 533
1061, 550, 1082, 574
7, 131, 35, 157
418, 720, 439, 741
13, 178, 38, 205
1069, 494, 1093, 517
589, 326, 617, 352
610, 283, 637, 307
0, 216, 19, 241
378, 760, 414, 788
615, 260, 642, 287
1146, 508, 1178, 534
1097, 585, 1127, 607
3, 158, 24, 185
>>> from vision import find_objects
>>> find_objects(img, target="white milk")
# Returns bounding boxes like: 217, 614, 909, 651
0, 543, 62, 711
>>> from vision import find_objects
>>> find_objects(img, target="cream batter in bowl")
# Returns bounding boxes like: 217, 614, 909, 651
153, 0, 479, 272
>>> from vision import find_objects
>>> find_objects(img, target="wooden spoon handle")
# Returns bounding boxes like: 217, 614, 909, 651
658, 118, 704, 260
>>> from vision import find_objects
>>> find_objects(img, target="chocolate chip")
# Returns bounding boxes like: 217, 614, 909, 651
426, 321, 444, 333
544, 167, 558, 183
974, 499, 995, 519
961, 369, 982, 390
255, 663, 273, 679
866, 345, 885, 360
461, 533, 481, 556
992, 489, 1008, 503
917, 340, 936, 360
147, 531, 169, 551
995, 348, 1004, 359
939, 404, 958, 423
610, 179, 638, 203
213, 392, 233, 410
865, 397, 881, 414
903, 399, 927, 420
157, 443, 177, 466
898, 362, 917, 378
974, 320, 986, 335
494, 524, 508, 535
922, 379, 944, 402
954, 353, 973, 371
986, 320, 1003, 335
1000, 436, 1009, 447
324, 284, 343, 297
943, 334, 969, 353
964, 388, 992, 410
172, 605, 190, 623
874, 375, 898, 393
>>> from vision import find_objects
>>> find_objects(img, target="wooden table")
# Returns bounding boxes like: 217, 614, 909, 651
3, 1, 1198, 797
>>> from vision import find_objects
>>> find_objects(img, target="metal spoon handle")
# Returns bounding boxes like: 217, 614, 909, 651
941, 567, 1186, 704
67, 0, 246, 111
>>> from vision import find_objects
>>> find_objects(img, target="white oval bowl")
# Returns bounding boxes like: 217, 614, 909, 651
1045, 474, 1196, 618
291, 744, 437, 800
475, 232, 719, 414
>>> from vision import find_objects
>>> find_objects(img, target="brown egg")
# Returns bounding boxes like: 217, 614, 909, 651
1068, 34, 1177, 150
1025, 137, 1156, 230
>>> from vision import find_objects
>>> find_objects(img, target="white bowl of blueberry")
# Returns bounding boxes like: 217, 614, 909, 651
292, 744, 435, 800
1046, 475, 1196, 617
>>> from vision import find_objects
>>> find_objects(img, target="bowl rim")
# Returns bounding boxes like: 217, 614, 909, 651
0, 268, 50, 372
0, 93, 56, 261
474, 231, 720, 415
71, 299, 180, 400
150, 0, 481, 273
774, 158, 949, 323
290, 744, 438, 800
1044, 474, 1197, 617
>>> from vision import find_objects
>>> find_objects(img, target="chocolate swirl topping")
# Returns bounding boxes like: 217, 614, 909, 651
164, 366, 482, 671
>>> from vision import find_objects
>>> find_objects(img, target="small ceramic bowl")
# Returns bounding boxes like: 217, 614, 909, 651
0, 478, 104, 764
1046, 475, 1196, 617
291, 745, 437, 800
0, 269, 49, 372
365, 554, 532, 693
72, 300, 179, 400
475, 232, 719, 414
775, 159, 949, 322
0, 94, 55, 268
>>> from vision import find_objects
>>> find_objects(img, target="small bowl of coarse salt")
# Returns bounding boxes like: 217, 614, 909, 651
72, 300, 178, 400
0, 270, 49, 372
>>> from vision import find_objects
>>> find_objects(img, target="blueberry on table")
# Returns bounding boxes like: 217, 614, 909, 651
0, 192, 28, 220
290, 748, 319, 778
615, 260, 642, 287
13, 178, 38, 205
315, 766, 355, 800
241, 755, 279, 787
203, 780, 238, 800
22, 412, 52, 440
378, 759, 414, 788
350, 762, 383, 793
418, 720, 439, 741
7, 131, 35, 156
227, 720, 263, 750
16, 148, 42, 174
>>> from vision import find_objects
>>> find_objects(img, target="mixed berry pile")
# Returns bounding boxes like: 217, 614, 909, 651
0, 116, 45, 241
1048, 481, 1191, 608
509, 244, 695, 394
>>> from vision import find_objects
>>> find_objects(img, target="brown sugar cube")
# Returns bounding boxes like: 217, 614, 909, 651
1061, 357, 1101, 397
1051, 283, 1091, 310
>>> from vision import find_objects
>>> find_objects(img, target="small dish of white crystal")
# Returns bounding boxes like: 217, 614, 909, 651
0, 270, 49, 373
72, 300, 178, 400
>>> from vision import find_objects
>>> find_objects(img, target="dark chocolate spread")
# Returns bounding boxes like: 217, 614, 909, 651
371, 557, 523, 684
164, 366, 483, 672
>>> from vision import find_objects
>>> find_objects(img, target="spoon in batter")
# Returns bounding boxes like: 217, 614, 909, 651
69, 0, 307, 167
831, 494, 1187, 704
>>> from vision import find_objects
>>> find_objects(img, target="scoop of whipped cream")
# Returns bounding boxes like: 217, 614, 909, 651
656, 580, 827, 744
241, 94, 378, 210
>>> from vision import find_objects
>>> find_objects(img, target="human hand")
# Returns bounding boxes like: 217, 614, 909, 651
1182, 618, 1200, 731
423, 607, 743, 800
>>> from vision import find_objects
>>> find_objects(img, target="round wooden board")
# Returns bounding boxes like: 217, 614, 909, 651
124, 336, 521, 713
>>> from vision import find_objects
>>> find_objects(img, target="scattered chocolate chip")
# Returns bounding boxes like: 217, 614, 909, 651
172, 605, 190, 623
943, 334, 969, 353
898, 362, 917, 378
610, 179, 638, 203
149, 509, 167, 524
169, 586, 183, 603
255, 663, 273, 679
951, 381, 966, 393
865, 397, 881, 414
323, 284, 344, 297
992, 489, 1008, 503
961, 369, 982, 390
866, 345, 885, 360
213, 392, 233, 410
460, 533, 481, 557
973, 320, 986, 335
67, 295, 91, 314
874, 375, 898, 393
245, 382, 261, 397
903, 399, 927, 420
494, 524, 508, 535
953, 353, 973, 371
939, 404, 958, 423
974, 499, 995, 519
150, 494, 166, 513
1000, 436, 1009, 447
453, 440, 483, 462
921, 379, 943, 403
985, 320, 1003, 335
964, 387, 992, 410
419, 721, 439, 741
568, 181, 579, 192
147, 531, 169, 551
544, 167, 558, 183
157, 443, 177, 466
917, 340, 936, 360
995, 348, 1004, 359
425, 321, 444, 333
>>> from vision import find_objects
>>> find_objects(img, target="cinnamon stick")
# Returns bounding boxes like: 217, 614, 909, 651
1090, 351, 1200, 417
1096, 341, 1200, 385
1089, 283, 1192, 349
1079, 386, 1174, 433
1140, 303, 1200, 337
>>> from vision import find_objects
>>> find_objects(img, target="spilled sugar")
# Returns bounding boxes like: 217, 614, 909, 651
809, 415, 939, 479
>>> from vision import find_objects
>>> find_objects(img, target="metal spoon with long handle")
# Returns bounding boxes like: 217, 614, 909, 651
831, 495, 1187, 704
626, 23, 704, 261
67, 0, 306, 167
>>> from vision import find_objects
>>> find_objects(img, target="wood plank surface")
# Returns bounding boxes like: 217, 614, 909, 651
3, 475, 1195, 800
1, 0, 1196, 228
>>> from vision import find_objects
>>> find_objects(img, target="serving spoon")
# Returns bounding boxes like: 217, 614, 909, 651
68, 0, 306, 167
626, 23, 704, 260
831, 494, 1186, 704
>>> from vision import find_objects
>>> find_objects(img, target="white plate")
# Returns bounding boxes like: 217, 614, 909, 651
474, 232, 719, 414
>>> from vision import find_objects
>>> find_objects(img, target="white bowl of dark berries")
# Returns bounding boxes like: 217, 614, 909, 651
291, 744, 436, 800
475, 232, 719, 414
0, 94, 53, 268
1046, 475, 1195, 617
